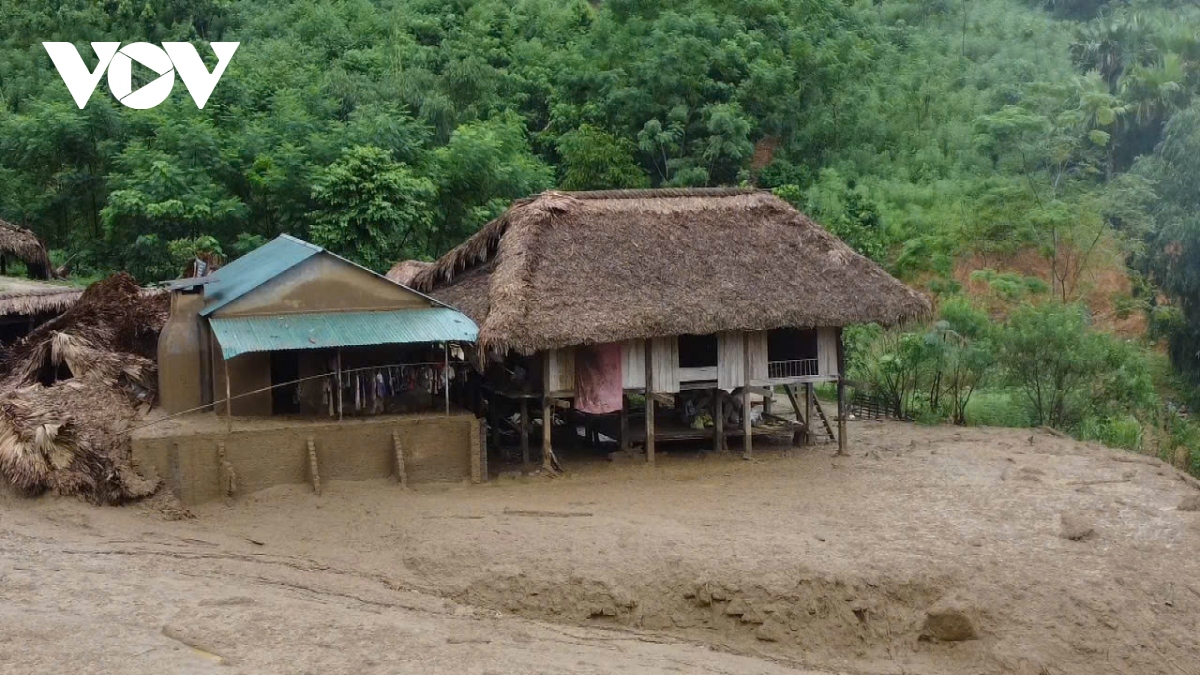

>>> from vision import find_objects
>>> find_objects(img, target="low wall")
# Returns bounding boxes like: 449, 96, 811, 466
131, 412, 482, 505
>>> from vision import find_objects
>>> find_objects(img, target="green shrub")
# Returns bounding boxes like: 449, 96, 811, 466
1077, 415, 1144, 451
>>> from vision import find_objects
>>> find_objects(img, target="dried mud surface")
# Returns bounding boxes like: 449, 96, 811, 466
5, 421, 1200, 674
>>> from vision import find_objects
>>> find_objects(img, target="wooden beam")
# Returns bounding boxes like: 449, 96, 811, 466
836, 328, 847, 456
806, 383, 815, 446
443, 342, 450, 415
520, 396, 530, 468
620, 395, 630, 454
542, 399, 555, 472
644, 340, 655, 465
713, 388, 724, 453
648, 392, 673, 406
336, 349, 343, 421
742, 348, 752, 459
224, 357, 233, 432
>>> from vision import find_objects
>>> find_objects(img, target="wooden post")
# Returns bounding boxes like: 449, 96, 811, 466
307, 436, 321, 496
336, 349, 344, 421
542, 399, 554, 472
487, 390, 500, 456
805, 383, 815, 446
393, 431, 406, 487
619, 394, 630, 454
742, 343, 752, 459
836, 328, 847, 456
217, 442, 236, 498
443, 342, 451, 415
713, 388, 724, 453
644, 340, 655, 465
224, 358, 233, 432
520, 396, 531, 468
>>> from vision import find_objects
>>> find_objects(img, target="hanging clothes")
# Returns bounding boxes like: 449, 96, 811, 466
575, 342, 624, 414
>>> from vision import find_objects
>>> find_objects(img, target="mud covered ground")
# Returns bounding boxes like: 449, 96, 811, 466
4, 421, 1200, 674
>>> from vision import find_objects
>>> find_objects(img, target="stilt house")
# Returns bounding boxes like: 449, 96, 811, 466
404, 188, 929, 465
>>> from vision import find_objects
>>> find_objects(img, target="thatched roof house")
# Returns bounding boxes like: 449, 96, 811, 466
0, 219, 54, 280
385, 259, 433, 287
408, 188, 930, 464
410, 188, 929, 353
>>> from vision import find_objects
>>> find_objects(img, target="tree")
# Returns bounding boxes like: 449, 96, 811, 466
998, 302, 1152, 429
1139, 103, 1200, 382
556, 124, 649, 190
308, 145, 435, 272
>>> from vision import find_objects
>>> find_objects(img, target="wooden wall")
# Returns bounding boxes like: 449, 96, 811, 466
621, 340, 645, 390
818, 327, 839, 378
544, 347, 575, 394
650, 336, 680, 393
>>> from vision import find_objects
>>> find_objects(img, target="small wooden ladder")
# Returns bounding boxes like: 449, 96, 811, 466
810, 397, 837, 444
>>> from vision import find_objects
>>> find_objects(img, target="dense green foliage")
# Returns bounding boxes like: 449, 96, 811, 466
1, 0, 1193, 281
3, 0, 1200, 458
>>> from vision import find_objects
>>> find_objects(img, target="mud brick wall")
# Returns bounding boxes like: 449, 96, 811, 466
131, 414, 481, 505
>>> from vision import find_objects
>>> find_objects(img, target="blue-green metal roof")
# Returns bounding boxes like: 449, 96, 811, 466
209, 308, 479, 359
200, 235, 320, 316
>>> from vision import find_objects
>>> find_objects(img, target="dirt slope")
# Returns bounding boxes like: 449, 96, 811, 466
4, 421, 1200, 674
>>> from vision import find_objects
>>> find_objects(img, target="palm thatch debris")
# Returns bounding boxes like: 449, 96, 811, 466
0, 219, 54, 280
409, 188, 931, 354
0, 273, 168, 503
385, 259, 433, 287
0, 285, 83, 317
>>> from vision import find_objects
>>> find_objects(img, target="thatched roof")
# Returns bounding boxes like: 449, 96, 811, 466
410, 188, 931, 353
385, 259, 433, 287
0, 219, 53, 280
0, 274, 166, 503
0, 278, 83, 317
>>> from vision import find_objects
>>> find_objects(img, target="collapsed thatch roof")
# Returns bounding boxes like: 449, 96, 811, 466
385, 259, 433, 287
0, 274, 167, 503
410, 188, 930, 353
0, 279, 83, 317
0, 219, 53, 280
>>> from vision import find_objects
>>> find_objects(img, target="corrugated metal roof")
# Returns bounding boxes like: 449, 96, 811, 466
199, 235, 320, 316
209, 308, 479, 359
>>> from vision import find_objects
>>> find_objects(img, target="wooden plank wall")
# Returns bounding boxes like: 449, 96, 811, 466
544, 347, 575, 394
717, 331, 744, 391
818, 328, 839, 377
746, 330, 769, 383
650, 336, 680, 393
621, 339, 646, 390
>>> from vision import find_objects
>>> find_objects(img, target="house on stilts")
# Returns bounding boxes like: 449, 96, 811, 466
401, 188, 929, 468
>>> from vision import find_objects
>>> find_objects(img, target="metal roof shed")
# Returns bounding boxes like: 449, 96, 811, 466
157, 235, 478, 419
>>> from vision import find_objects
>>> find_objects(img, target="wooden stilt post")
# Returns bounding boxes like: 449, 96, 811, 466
520, 396, 530, 468
542, 398, 555, 472
805, 383, 815, 445
619, 394, 630, 454
488, 390, 500, 457
714, 389, 724, 453
742, 345, 752, 459
336, 349, 344, 421
443, 342, 451, 415
224, 358, 233, 433
644, 341, 655, 465
836, 328, 847, 456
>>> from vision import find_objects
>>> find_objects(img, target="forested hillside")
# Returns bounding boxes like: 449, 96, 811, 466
3, 0, 1200, 456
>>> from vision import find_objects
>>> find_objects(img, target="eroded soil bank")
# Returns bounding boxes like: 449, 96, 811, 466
4, 421, 1200, 674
